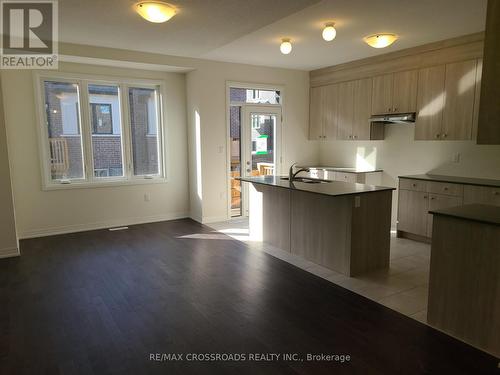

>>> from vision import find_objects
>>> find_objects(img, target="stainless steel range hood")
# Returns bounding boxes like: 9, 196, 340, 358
369, 112, 416, 124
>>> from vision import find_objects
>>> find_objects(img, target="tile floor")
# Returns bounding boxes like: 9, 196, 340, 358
209, 217, 430, 324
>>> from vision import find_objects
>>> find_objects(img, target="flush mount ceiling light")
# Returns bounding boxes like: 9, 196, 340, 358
363, 33, 398, 48
136, 1, 177, 23
280, 38, 292, 55
322, 23, 336, 41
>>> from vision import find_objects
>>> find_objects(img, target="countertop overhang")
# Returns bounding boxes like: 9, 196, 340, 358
238, 175, 395, 197
429, 204, 500, 226
399, 174, 500, 188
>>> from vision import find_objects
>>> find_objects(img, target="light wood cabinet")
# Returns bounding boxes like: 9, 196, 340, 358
372, 74, 393, 115
392, 70, 418, 113
416, 60, 478, 141
309, 85, 339, 140
415, 65, 446, 140
463, 185, 500, 206
372, 70, 418, 115
336, 81, 355, 140
352, 78, 373, 140
472, 59, 482, 138
442, 60, 477, 140
398, 177, 499, 241
397, 189, 429, 237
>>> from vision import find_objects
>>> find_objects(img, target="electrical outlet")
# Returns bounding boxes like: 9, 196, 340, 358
354, 196, 361, 208
452, 152, 461, 163
218, 145, 224, 153
144, 193, 150, 202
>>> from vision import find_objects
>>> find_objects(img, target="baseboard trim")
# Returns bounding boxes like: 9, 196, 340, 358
0, 247, 20, 259
202, 215, 229, 224
18, 212, 190, 239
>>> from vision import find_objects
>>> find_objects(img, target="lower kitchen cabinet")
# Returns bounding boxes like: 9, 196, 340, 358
397, 176, 500, 242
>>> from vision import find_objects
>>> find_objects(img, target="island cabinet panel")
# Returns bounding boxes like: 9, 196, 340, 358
426, 194, 463, 237
415, 65, 446, 140
371, 74, 393, 115
392, 70, 418, 113
290, 190, 392, 276
442, 59, 477, 140
249, 183, 290, 251
428, 215, 500, 357
290, 190, 352, 275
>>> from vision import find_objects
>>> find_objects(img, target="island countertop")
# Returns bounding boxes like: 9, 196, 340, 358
429, 204, 500, 226
238, 175, 395, 197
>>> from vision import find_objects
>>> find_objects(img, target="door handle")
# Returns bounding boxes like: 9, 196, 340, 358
246, 169, 251, 173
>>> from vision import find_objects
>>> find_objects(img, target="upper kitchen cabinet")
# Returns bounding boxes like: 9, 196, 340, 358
415, 60, 478, 141
371, 74, 393, 115
415, 65, 446, 140
392, 70, 418, 113
372, 70, 418, 115
336, 81, 355, 140
442, 60, 477, 140
309, 84, 338, 140
352, 78, 374, 140
477, 0, 500, 144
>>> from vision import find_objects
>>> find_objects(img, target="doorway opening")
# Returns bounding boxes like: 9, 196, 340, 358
228, 86, 282, 218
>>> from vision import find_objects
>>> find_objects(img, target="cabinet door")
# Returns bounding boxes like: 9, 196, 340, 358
472, 59, 482, 139
323, 84, 339, 140
372, 74, 393, 115
442, 60, 477, 140
352, 78, 373, 140
427, 194, 463, 237
415, 65, 446, 140
337, 81, 355, 140
309, 86, 325, 140
392, 70, 418, 113
397, 190, 429, 236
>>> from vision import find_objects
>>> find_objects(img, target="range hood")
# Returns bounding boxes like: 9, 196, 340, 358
369, 112, 416, 124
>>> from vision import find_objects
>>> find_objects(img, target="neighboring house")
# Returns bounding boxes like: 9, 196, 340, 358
45, 83, 159, 179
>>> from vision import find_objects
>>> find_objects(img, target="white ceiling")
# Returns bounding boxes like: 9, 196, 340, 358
59, 0, 487, 71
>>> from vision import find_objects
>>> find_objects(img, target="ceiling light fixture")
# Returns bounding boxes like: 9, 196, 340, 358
280, 38, 292, 55
136, 1, 177, 23
322, 23, 336, 42
363, 33, 398, 48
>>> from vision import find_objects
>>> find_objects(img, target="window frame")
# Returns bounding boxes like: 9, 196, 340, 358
33, 71, 168, 190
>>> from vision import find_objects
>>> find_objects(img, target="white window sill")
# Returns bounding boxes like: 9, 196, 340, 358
42, 176, 167, 191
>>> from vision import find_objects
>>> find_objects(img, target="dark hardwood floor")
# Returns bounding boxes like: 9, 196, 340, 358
0, 218, 498, 374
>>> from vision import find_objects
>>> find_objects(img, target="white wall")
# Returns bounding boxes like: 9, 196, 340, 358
319, 124, 500, 226
0, 78, 18, 257
186, 61, 318, 223
1, 62, 190, 238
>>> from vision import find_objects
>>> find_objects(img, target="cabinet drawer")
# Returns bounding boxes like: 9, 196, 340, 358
463, 185, 500, 206
427, 181, 463, 197
399, 178, 427, 192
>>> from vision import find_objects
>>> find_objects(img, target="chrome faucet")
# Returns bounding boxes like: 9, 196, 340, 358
289, 163, 310, 181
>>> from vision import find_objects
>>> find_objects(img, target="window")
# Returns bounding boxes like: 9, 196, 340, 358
37, 74, 165, 188
128, 87, 160, 176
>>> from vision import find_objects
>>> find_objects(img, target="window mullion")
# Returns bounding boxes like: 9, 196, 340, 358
79, 80, 94, 182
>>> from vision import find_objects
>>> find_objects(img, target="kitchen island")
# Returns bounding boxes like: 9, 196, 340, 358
239, 175, 395, 277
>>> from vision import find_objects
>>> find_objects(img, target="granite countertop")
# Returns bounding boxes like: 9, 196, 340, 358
399, 174, 500, 188
297, 166, 383, 174
430, 204, 500, 226
238, 175, 394, 197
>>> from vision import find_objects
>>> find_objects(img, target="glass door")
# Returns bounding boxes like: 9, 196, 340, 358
241, 105, 282, 216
